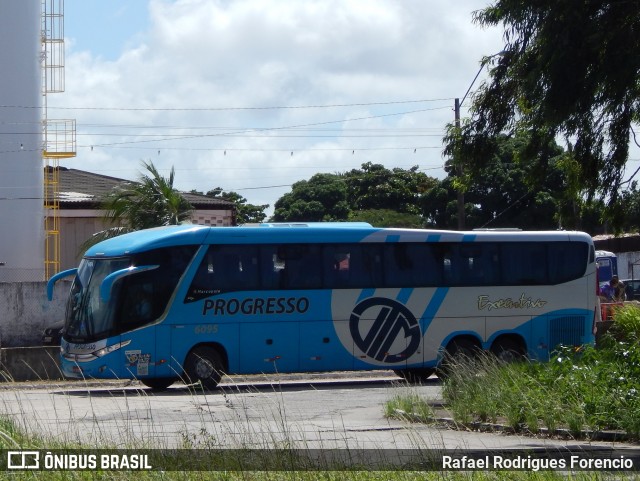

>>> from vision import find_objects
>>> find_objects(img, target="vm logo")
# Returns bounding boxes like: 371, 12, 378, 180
349, 297, 421, 363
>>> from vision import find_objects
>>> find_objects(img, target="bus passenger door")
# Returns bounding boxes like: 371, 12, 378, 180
239, 321, 300, 374
154, 323, 174, 378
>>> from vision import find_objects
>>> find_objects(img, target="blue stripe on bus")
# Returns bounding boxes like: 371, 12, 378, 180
386, 235, 400, 242
427, 234, 441, 242
462, 234, 477, 242
357, 288, 376, 303
420, 287, 449, 332
396, 288, 413, 304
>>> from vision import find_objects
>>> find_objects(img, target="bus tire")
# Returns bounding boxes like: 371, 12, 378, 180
141, 378, 175, 391
185, 346, 224, 390
490, 337, 525, 363
394, 368, 435, 384
437, 338, 479, 379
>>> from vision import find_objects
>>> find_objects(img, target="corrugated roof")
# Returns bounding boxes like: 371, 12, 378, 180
52, 167, 234, 209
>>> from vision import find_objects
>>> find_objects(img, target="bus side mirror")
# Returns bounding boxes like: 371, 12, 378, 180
47, 268, 78, 301
100, 265, 159, 303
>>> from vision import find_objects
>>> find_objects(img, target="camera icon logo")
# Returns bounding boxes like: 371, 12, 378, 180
7, 451, 40, 469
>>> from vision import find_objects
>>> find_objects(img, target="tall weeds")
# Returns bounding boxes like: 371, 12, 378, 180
404, 304, 640, 438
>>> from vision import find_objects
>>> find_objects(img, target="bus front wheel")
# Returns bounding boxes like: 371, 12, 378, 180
141, 378, 175, 391
185, 346, 224, 390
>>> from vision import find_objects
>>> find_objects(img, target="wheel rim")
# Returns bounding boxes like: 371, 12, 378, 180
195, 356, 215, 379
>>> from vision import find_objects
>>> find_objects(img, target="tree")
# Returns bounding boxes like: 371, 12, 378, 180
272, 173, 350, 222
203, 188, 268, 224
345, 162, 436, 216
428, 133, 607, 231
619, 182, 640, 233
445, 0, 640, 228
349, 209, 424, 228
80, 161, 192, 251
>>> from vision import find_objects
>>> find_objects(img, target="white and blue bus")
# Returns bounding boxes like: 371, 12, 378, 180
595, 250, 618, 287
47, 223, 597, 390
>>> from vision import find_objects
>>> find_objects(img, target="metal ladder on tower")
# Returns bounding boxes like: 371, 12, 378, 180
42, 0, 76, 279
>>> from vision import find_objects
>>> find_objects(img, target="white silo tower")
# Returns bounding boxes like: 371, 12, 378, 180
0, 0, 44, 282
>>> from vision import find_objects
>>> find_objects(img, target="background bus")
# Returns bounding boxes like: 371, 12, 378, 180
596, 250, 618, 287
47, 223, 597, 390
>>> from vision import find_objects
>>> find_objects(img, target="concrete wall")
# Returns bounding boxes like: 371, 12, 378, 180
0, 347, 62, 381
0, 280, 70, 347
616, 251, 640, 280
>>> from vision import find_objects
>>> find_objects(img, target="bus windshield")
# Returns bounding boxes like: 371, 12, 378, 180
65, 257, 130, 342
64, 245, 198, 343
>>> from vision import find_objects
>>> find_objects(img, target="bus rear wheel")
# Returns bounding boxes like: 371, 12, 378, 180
185, 346, 224, 390
490, 338, 525, 363
394, 368, 436, 384
437, 338, 480, 379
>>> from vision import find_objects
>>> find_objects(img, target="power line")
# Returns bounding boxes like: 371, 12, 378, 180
82, 107, 451, 148
1, 97, 455, 112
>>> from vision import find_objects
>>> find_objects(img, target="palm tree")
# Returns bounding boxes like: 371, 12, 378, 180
80, 161, 193, 251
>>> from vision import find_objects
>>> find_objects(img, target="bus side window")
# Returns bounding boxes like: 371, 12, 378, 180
442, 245, 459, 285
219, 253, 243, 287
280, 244, 322, 289
323, 245, 351, 288
353, 244, 382, 287
501, 243, 547, 285
548, 242, 588, 283
214, 246, 259, 291
384, 244, 414, 287
460, 244, 499, 286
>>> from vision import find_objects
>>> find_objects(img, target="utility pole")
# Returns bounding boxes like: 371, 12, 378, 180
454, 97, 464, 230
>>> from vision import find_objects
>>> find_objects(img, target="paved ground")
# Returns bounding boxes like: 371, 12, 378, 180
0, 371, 637, 458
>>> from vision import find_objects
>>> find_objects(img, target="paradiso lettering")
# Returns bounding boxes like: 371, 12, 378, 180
202, 296, 310, 316
478, 293, 548, 311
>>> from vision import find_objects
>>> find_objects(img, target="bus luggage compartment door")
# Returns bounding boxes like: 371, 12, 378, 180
299, 320, 353, 372
239, 321, 299, 374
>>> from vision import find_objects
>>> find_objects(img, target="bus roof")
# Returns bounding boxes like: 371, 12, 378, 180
83, 224, 594, 258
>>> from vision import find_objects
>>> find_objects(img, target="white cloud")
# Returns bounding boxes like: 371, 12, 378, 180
50, 0, 504, 215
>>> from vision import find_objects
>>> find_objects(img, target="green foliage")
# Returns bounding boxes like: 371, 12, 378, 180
272, 173, 350, 222
437, 335, 640, 437
606, 304, 640, 343
425, 133, 598, 230
390, 305, 640, 438
80, 161, 192, 253
104, 161, 192, 229
384, 391, 434, 421
345, 162, 436, 216
348, 209, 424, 228
446, 0, 640, 230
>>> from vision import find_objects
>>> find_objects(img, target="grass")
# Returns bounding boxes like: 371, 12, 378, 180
386, 304, 640, 440
0, 379, 629, 481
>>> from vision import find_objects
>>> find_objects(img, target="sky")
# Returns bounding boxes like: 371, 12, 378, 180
49, 0, 508, 215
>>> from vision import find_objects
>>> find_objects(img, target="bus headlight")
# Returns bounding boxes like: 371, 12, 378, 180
93, 340, 131, 358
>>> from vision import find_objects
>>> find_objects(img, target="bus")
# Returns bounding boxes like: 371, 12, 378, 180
595, 250, 617, 287
47, 223, 597, 390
